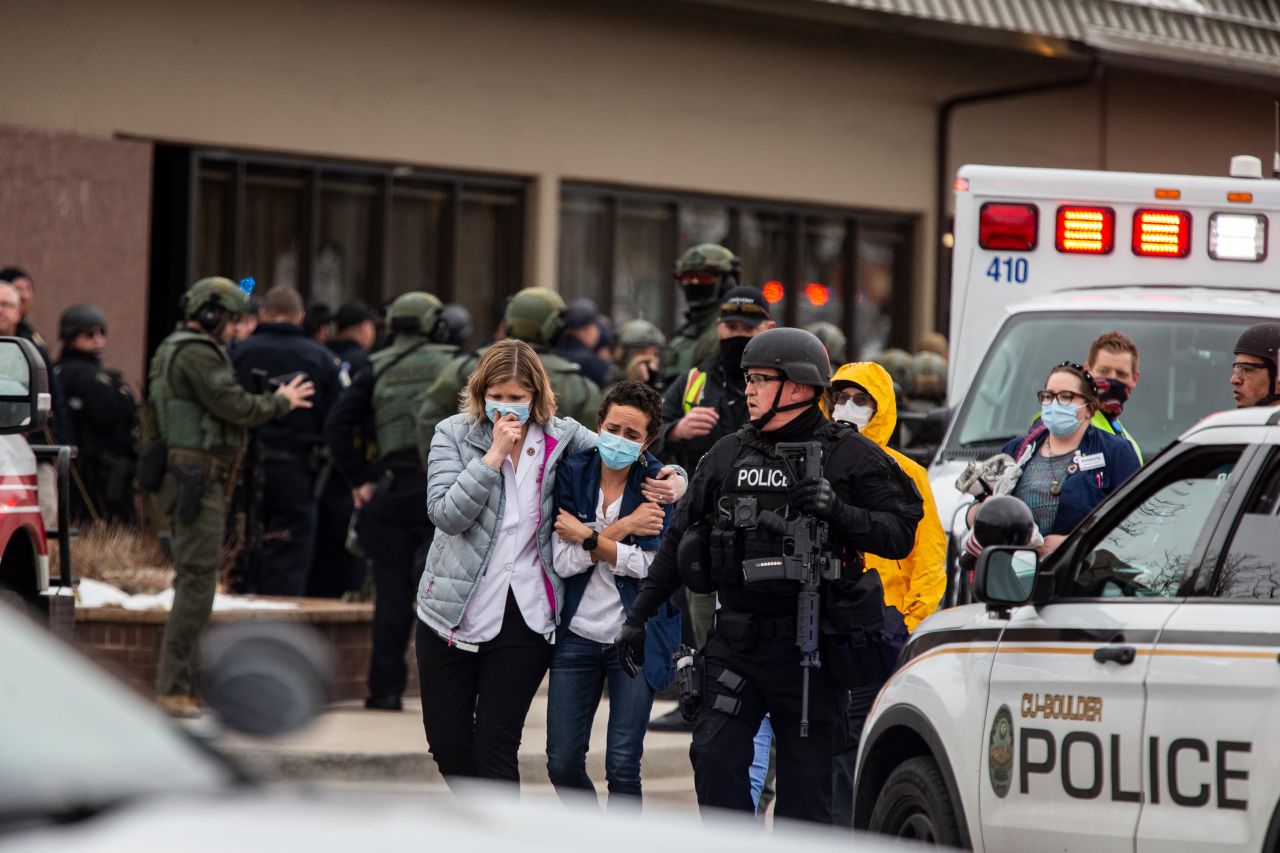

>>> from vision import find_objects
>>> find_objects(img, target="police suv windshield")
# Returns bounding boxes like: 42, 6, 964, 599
0, 604, 232, 827
948, 312, 1246, 457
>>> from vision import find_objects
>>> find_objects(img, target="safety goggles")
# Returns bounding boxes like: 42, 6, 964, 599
1231, 361, 1268, 377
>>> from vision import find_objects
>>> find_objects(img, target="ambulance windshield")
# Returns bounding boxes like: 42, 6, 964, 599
949, 312, 1248, 457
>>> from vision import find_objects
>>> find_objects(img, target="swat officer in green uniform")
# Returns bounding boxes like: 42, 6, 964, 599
145, 277, 314, 718
323, 292, 460, 710
415, 286, 602, 455
659, 244, 741, 387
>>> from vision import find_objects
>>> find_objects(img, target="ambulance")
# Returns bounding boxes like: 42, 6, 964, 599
929, 156, 1280, 604
0, 336, 70, 630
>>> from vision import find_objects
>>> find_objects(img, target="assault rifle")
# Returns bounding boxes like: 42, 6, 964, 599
739, 441, 839, 737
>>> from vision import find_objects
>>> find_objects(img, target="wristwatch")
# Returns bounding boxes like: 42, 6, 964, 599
582, 532, 600, 551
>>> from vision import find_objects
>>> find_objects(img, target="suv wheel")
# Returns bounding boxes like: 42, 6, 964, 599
868, 755, 964, 847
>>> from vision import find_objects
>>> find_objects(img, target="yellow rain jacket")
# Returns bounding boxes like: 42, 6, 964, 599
830, 361, 946, 630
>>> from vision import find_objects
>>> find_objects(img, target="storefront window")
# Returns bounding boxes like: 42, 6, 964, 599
559, 185, 916, 355
179, 149, 524, 350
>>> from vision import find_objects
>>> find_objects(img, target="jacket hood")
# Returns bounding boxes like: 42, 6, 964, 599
830, 361, 896, 447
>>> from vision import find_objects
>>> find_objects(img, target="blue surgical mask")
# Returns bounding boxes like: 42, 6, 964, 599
485, 399, 531, 425
597, 431, 643, 470
1041, 401, 1083, 437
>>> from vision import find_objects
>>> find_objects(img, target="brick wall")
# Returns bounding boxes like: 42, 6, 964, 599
74, 599, 418, 702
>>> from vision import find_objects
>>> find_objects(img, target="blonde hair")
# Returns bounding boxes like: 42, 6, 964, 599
461, 338, 557, 424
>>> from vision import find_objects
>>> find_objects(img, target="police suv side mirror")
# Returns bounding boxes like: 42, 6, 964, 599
973, 546, 1040, 611
0, 338, 49, 435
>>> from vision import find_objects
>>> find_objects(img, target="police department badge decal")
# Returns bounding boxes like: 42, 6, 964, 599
988, 704, 1013, 798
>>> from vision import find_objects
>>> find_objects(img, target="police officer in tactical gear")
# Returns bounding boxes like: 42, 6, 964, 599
55, 304, 139, 524
1231, 322, 1280, 408
145, 277, 314, 718
415, 287, 604, 456
440, 303, 474, 349
804, 321, 848, 367
230, 284, 343, 596
608, 318, 667, 390
324, 291, 460, 711
616, 327, 922, 824
659, 244, 741, 387
330, 300, 378, 383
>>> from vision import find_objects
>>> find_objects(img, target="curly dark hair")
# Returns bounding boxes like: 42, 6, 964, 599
598, 380, 664, 440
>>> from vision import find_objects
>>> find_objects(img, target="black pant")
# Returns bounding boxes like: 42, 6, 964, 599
356, 469, 432, 699
252, 460, 317, 596
415, 592, 553, 786
307, 473, 367, 597
831, 685, 878, 827
690, 618, 841, 825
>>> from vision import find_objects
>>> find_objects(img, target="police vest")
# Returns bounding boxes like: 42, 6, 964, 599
709, 420, 853, 593
371, 337, 457, 460
148, 330, 234, 453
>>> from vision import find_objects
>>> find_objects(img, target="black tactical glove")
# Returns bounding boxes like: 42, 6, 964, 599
615, 612, 647, 679
793, 477, 839, 521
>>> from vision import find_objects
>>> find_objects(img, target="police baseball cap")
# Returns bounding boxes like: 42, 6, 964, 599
335, 300, 376, 332
719, 286, 771, 327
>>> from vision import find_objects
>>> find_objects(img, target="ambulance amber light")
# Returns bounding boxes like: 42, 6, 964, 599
1154, 188, 1181, 200
1132, 209, 1190, 258
954, 177, 970, 192
1056, 206, 1114, 254
1209, 213, 1267, 262
979, 203, 1037, 251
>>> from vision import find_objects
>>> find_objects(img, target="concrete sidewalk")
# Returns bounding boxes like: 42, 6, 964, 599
222, 688, 696, 795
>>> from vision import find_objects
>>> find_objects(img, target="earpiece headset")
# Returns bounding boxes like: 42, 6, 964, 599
540, 307, 568, 347
179, 292, 229, 333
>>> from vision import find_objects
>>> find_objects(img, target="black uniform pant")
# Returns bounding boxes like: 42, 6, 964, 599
252, 460, 317, 596
416, 591, 553, 786
356, 469, 432, 699
691, 616, 842, 825
831, 685, 879, 827
307, 473, 366, 597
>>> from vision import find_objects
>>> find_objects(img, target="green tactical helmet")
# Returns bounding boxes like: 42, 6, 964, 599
504, 287, 567, 346
674, 244, 740, 307
181, 277, 251, 322
615, 318, 666, 351
911, 350, 948, 403
875, 348, 914, 394
386, 291, 444, 337
804, 321, 848, 366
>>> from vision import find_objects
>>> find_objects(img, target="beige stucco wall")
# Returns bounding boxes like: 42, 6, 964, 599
0, 0, 1276, 361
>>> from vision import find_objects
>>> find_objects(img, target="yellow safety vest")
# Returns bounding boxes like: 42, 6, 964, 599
681, 367, 708, 414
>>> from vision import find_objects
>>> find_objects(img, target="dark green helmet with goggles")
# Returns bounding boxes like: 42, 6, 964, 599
180, 277, 251, 324
505, 287, 567, 347
674, 243, 740, 306
385, 291, 444, 337
615, 318, 666, 351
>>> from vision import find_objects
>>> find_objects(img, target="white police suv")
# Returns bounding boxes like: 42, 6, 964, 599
855, 405, 1280, 852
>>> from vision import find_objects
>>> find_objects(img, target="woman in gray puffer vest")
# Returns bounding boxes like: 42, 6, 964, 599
415, 338, 685, 788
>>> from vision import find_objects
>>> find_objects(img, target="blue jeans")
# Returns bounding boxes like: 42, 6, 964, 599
546, 630, 656, 804
749, 714, 774, 811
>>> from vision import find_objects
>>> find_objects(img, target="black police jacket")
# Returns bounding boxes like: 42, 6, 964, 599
329, 338, 370, 383
231, 323, 342, 456
631, 406, 923, 620
655, 349, 747, 475
54, 349, 137, 460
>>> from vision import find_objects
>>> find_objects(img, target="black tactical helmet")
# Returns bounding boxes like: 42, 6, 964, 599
59, 304, 107, 342
973, 496, 1036, 548
1234, 323, 1280, 372
440, 303, 474, 348
741, 327, 832, 388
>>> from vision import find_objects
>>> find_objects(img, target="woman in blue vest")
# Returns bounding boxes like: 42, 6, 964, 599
547, 380, 682, 806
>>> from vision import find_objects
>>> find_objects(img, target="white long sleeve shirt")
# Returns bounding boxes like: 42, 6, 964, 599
442, 422, 557, 648
551, 489, 655, 645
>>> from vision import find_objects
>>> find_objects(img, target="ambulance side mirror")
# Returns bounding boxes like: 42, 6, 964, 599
973, 546, 1040, 610
0, 337, 49, 435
